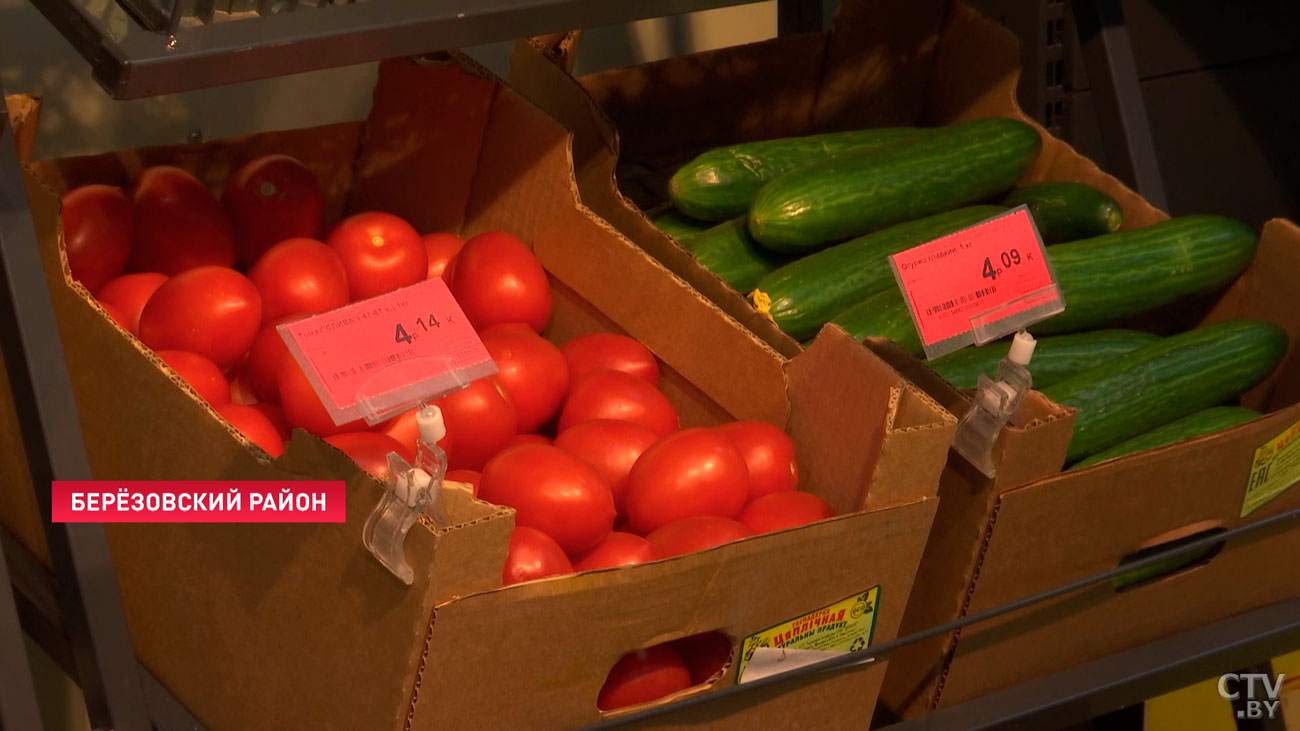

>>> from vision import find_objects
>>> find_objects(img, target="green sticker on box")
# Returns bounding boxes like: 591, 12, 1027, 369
1243, 418, 1300, 517
735, 586, 880, 684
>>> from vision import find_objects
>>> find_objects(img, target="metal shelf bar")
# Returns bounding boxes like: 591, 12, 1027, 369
0, 536, 44, 731
0, 81, 151, 731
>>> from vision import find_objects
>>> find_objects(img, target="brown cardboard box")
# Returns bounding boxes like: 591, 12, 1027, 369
506, 1, 1300, 718
5, 94, 41, 160
1, 57, 956, 729
924, 218, 1300, 711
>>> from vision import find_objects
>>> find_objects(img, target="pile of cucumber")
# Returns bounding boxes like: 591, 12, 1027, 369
648, 116, 1286, 469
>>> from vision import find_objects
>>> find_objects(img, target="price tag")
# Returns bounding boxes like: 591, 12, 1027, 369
279, 277, 497, 425
888, 206, 1064, 359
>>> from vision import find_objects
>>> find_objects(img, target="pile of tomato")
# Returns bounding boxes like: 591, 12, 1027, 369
62, 153, 841, 712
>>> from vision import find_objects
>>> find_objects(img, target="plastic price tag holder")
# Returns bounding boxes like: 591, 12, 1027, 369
888, 207, 1064, 478
277, 277, 498, 584
888, 205, 1064, 360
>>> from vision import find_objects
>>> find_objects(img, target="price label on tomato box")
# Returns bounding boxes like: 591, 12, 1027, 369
888, 206, 1065, 359
278, 277, 497, 425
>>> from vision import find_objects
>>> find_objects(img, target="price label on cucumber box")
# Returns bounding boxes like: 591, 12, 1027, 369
278, 277, 497, 426
889, 206, 1065, 359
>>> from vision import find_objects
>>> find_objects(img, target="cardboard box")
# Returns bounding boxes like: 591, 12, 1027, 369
1, 58, 955, 729
919, 218, 1300, 712
5, 94, 41, 160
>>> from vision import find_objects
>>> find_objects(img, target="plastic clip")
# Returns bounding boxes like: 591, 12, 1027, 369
362, 404, 451, 584
952, 331, 1036, 478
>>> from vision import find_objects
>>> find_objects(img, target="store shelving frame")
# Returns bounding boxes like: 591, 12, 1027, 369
0, 1, 1292, 729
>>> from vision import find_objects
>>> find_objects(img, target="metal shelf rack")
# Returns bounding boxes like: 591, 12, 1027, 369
0, 1, 1289, 729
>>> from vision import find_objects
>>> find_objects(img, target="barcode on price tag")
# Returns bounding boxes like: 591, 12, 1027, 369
889, 206, 1065, 359
279, 277, 497, 425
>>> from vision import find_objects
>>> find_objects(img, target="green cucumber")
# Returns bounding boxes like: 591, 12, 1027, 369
1002, 181, 1124, 244
668, 127, 929, 222
751, 206, 1006, 340
830, 216, 1260, 353
1041, 320, 1285, 463
1036, 215, 1258, 335
1071, 406, 1260, 470
686, 218, 792, 292
929, 330, 1161, 390
650, 207, 713, 243
748, 118, 1041, 253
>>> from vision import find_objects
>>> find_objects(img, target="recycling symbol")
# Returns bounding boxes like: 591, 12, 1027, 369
849, 637, 866, 652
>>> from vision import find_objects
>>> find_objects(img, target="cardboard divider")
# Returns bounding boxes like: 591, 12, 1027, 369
0, 56, 958, 730
5, 94, 41, 160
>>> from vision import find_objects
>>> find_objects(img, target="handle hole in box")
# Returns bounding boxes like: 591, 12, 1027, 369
596, 630, 734, 715
1113, 524, 1227, 593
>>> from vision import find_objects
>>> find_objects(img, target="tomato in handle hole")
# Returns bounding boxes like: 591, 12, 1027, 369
155, 350, 229, 406
248, 238, 349, 324
737, 491, 835, 535
130, 166, 235, 275
222, 154, 326, 265
624, 428, 750, 535
97, 273, 167, 335
671, 632, 734, 686
554, 419, 659, 516
450, 231, 552, 333
479, 444, 615, 554
598, 644, 692, 712
561, 333, 660, 387
60, 184, 133, 294
434, 378, 517, 471
480, 323, 570, 433
325, 212, 427, 301
138, 266, 262, 371
572, 531, 655, 571
558, 370, 680, 438
645, 516, 753, 559
215, 403, 285, 457
502, 527, 572, 586
714, 421, 799, 499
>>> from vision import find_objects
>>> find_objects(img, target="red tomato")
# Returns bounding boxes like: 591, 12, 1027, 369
738, 492, 835, 535
242, 317, 299, 403
156, 350, 230, 405
138, 267, 262, 370
325, 212, 426, 300
715, 421, 799, 500
61, 184, 133, 294
99, 302, 131, 331
505, 433, 551, 448
222, 154, 326, 265
277, 358, 367, 437
479, 444, 615, 554
624, 428, 749, 535
450, 231, 551, 332
646, 516, 752, 559
502, 526, 573, 586
377, 407, 455, 465
248, 238, 348, 323
481, 323, 569, 433
558, 370, 679, 438
444, 469, 481, 496
422, 232, 464, 280
215, 403, 286, 457
598, 644, 692, 711
572, 531, 655, 571
554, 419, 658, 516
97, 272, 167, 335
561, 333, 660, 386
671, 632, 733, 685
325, 432, 409, 478
435, 378, 517, 471
250, 401, 292, 441
130, 166, 235, 275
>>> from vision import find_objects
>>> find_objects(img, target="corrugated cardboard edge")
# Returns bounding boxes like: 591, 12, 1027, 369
5, 94, 41, 160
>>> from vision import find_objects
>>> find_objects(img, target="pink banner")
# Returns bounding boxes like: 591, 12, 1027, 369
52, 481, 347, 523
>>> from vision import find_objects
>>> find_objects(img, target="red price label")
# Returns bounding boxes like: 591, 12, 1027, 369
888, 207, 1064, 359
279, 277, 496, 425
